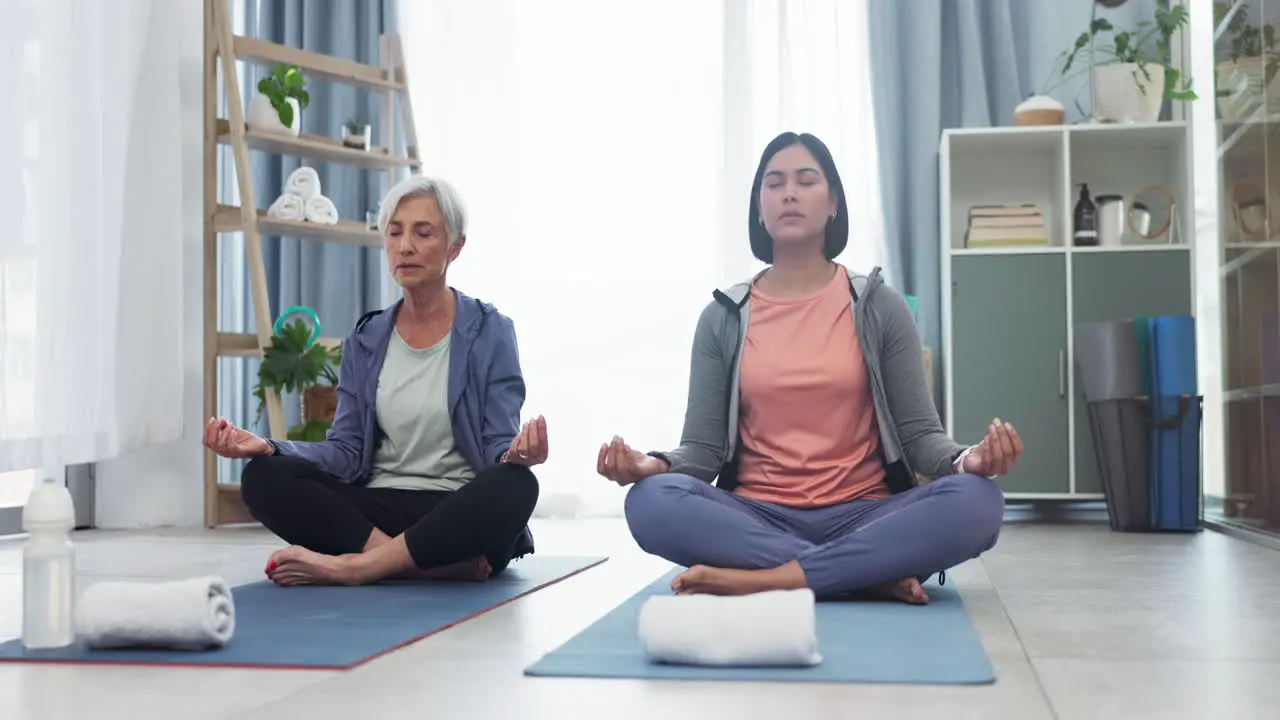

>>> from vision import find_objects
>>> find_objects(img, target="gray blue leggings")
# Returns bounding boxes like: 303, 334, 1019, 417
624, 472, 1005, 596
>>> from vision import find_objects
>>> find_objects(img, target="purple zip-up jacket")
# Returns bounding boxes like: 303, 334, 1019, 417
272, 289, 534, 556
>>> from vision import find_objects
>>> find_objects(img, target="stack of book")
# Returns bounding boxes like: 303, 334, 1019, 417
965, 204, 1049, 248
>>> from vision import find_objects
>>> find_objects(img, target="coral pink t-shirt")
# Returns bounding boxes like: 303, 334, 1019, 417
733, 265, 888, 507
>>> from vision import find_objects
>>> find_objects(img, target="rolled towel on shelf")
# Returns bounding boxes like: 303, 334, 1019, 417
637, 588, 822, 667
267, 193, 305, 221
285, 166, 322, 201
76, 576, 236, 651
304, 194, 340, 225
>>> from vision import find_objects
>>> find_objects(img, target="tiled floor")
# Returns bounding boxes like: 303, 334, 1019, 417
0, 516, 1277, 719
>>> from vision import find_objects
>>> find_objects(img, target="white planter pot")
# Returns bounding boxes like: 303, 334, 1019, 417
1092, 62, 1164, 124
246, 92, 300, 137
1216, 57, 1280, 122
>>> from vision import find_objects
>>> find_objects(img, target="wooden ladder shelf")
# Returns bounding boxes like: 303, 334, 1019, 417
202, 0, 420, 526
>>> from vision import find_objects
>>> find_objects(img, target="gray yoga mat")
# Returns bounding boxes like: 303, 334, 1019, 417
524, 568, 995, 685
0, 555, 606, 669
1074, 320, 1143, 402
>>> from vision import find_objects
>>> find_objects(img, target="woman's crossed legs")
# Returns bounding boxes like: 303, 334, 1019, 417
623, 472, 1004, 602
240, 455, 539, 586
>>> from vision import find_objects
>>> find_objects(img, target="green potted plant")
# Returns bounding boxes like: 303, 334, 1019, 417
253, 318, 342, 442
246, 64, 310, 137
1214, 1, 1279, 121
1046, 0, 1196, 124
342, 117, 371, 150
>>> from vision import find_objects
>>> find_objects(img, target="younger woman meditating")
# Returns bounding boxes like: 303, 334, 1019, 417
597, 132, 1020, 603
204, 175, 545, 586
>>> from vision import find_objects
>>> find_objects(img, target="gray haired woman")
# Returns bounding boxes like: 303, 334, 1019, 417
203, 175, 548, 586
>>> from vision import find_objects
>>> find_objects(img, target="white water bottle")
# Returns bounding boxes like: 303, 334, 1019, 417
21, 477, 76, 649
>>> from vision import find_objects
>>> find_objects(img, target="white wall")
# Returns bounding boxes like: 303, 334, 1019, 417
94, 0, 206, 528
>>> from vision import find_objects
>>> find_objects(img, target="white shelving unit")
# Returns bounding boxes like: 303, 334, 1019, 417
940, 122, 1195, 501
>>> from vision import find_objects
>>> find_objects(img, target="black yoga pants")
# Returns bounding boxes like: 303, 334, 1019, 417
239, 454, 539, 575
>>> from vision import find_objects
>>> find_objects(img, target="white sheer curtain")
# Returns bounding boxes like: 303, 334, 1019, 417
0, 0, 185, 473
399, 0, 884, 517
723, 0, 887, 284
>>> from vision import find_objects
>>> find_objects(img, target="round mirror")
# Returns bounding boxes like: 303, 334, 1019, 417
1231, 180, 1268, 240
1127, 185, 1175, 242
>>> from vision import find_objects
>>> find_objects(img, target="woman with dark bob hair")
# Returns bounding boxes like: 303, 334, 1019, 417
596, 132, 1021, 603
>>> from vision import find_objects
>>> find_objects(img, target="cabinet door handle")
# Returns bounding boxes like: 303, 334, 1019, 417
1058, 349, 1066, 398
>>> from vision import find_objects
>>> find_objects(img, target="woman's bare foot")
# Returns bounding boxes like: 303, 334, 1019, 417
867, 577, 930, 605
266, 546, 358, 586
671, 561, 807, 596
414, 556, 493, 582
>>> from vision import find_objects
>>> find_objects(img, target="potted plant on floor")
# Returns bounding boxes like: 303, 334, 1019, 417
342, 117, 371, 150
253, 317, 342, 442
1214, 1, 1279, 121
247, 64, 311, 137
1051, 0, 1197, 124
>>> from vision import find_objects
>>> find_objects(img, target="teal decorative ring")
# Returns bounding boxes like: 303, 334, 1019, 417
273, 305, 322, 349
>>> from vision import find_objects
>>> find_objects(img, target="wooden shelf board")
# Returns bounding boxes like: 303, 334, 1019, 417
216, 332, 343, 357
232, 35, 403, 92
215, 483, 257, 525
215, 119, 421, 170
214, 204, 381, 248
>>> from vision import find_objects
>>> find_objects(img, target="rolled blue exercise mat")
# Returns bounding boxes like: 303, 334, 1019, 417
1145, 315, 1199, 532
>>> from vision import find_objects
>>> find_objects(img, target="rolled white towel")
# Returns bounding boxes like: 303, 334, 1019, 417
304, 194, 340, 225
75, 576, 236, 651
285, 166, 321, 201
637, 588, 822, 667
267, 193, 305, 221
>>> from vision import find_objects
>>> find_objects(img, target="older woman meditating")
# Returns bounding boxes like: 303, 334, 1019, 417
597, 132, 1019, 603
203, 175, 546, 586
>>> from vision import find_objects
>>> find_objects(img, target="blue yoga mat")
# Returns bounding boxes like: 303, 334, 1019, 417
524, 568, 995, 685
1146, 315, 1199, 531
0, 555, 606, 669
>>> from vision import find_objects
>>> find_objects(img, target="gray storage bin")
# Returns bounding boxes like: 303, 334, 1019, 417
1086, 398, 1153, 532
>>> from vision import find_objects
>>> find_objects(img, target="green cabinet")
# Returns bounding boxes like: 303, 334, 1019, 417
951, 254, 1071, 494
1070, 251, 1193, 494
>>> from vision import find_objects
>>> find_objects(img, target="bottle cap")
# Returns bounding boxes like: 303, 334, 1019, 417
22, 477, 75, 532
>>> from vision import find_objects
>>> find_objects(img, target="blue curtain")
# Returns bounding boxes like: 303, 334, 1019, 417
217, 0, 398, 481
867, 0, 1158, 392
243, 0, 397, 333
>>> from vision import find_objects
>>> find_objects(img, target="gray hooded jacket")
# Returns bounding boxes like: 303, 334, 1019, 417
649, 266, 966, 494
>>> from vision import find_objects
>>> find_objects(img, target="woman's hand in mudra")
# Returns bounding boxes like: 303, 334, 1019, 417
597, 435, 668, 487
503, 415, 548, 467
963, 417, 1024, 477
203, 417, 271, 459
